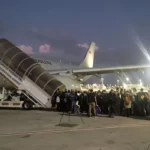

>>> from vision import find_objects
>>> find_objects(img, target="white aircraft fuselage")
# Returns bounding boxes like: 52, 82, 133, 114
33, 42, 96, 90
32, 42, 150, 90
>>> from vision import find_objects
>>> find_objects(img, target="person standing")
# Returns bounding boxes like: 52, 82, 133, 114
131, 88, 137, 116
137, 88, 146, 116
69, 90, 77, 114
79, 91, 88, 113
96, 90, 103, 113
120, 89, 125, 116
108, 90, 117, 118
124, 91, 132, 117
87, 89, 97, 117
145, 90, 150, 115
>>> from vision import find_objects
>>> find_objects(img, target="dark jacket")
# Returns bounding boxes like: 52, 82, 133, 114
87, 92, 95, 103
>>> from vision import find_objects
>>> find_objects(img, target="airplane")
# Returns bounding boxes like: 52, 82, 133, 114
32, 42, 150, 90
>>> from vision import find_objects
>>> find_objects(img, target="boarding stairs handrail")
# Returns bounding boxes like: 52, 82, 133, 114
0, 61, 22, 86
0, 61, 22, 81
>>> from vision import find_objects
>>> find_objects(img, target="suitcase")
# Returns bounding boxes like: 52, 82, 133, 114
96, 105, 101, 114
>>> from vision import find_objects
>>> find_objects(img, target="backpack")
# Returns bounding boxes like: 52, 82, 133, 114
124, 96, 130, 105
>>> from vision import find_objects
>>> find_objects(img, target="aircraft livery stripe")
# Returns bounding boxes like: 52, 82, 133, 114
34, 59, 52, 65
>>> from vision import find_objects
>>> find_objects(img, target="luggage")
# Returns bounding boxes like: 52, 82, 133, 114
96, 105, 101, 114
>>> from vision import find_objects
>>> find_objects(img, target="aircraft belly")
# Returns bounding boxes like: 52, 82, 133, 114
53, 75, 81, 90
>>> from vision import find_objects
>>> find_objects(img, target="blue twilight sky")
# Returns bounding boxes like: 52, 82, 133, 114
0, 0, 150, 84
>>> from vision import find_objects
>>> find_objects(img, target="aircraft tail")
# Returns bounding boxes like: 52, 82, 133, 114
79, 42, 96, 68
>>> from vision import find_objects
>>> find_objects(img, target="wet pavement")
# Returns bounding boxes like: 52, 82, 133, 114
0, 110, 150, 150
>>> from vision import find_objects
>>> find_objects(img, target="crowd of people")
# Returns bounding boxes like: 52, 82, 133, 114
52, 88, 150, 118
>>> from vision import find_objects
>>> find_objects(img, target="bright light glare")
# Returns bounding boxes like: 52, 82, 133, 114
140, 82, 143, 86
134, 35, 150, 62
123, 83, 127, 87
126, 78, 129, 81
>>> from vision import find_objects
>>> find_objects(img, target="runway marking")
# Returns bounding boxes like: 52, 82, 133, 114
0, 123, 150, 137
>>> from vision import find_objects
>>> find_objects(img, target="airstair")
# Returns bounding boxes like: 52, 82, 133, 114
0, 39, 65, 108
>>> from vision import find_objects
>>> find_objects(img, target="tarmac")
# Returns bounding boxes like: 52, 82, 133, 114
0, 110, 150, 150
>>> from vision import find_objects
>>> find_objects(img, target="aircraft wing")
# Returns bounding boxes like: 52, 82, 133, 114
72, 65, 150, 75
48, 65, 150, 75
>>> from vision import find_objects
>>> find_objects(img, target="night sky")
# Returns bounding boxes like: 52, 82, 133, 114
0, 0, 150, 85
